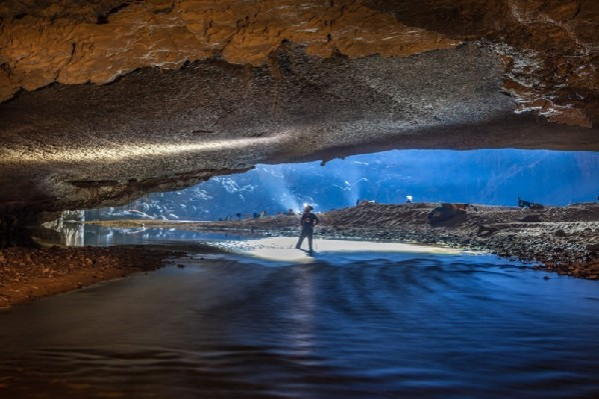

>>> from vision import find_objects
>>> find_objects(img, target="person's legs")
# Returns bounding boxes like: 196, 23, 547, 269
296, 230, 307, 249
307, 230, 314, 253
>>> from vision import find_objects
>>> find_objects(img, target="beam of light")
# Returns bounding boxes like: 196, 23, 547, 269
327, 158, 368, 206
255, 166, 301, 213
0, 136, 286, 164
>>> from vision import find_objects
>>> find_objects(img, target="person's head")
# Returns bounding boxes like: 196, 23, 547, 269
304, 205, 313, 213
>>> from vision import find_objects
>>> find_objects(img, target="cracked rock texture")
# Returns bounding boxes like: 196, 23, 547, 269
0, 0, 458, 99
0, 0, 598, 219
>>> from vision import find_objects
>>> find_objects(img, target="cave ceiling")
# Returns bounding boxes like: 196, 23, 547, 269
0, 0, 598, 215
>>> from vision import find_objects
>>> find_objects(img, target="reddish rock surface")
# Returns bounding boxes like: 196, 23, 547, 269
0, 246, 181, 309
0, 0, 458, 101
2, 0, 597, 125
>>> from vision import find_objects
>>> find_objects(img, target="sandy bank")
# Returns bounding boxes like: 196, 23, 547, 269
90, 202, 599, 279
211, 236, 468, 263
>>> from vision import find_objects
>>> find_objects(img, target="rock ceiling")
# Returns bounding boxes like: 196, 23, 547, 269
0, 0, 598, 216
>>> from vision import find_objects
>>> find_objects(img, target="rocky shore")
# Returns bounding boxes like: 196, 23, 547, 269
92, 202, 599, 280
0, 246, 182, 310
318, 203, 599, 279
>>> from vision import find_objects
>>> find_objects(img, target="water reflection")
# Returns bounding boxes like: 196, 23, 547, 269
41, 212, 85, 246
38, 222, 251, 247
0, 251, 598, 399
289, 266, 317, 357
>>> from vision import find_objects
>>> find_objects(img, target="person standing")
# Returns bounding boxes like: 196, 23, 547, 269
296, 205, 319, 255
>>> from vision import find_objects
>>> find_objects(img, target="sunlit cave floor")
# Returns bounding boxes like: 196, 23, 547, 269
2, 202, 598, 309
90, 202, 599, 279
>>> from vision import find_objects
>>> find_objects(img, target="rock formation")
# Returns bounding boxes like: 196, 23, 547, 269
0, 0, 598, 225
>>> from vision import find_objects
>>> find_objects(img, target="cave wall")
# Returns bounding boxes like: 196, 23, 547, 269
2, 0, 597, 125
0, 0, 598, 221
368, 0, 599, 126
0, 0, 458, 100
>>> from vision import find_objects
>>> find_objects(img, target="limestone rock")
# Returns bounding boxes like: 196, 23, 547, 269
0, 0, 598, 220
0, 0, 459, 99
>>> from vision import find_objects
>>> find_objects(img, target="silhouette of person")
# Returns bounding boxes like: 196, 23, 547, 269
295, 205, 319, 255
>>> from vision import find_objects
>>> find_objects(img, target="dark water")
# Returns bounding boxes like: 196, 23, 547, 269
1, 243, 599, 398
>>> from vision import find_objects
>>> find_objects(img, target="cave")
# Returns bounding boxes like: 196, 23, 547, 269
1, 0, 598, 226
1, 2, 599, 397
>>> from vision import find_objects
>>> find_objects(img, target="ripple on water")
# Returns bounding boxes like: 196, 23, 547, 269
0, 248, 598, 399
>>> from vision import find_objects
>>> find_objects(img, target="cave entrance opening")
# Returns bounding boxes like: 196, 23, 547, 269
85, 149, 599, 223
